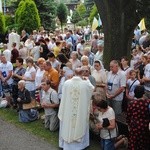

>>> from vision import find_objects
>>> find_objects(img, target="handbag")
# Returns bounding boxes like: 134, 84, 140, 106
23, 99, 37, 110
102, 118, 110, 127
22, 99, 41, 110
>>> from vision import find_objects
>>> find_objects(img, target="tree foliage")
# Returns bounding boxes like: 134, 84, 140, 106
76, 3, 86, 19
71, 10, 81, 25
5, 14, 15, 31
94, 0, 150, 68
15, 0, 25, 24
11, 0, 57, 31
0, 12, 5, 34
57, 3, 68, 30
89, 4, 98, 24
15, 0, 41, 33
76, 20, 88, 27
34, 0, 57, 31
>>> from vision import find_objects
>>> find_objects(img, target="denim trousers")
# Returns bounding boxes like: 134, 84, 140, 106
101, 138, 115, 150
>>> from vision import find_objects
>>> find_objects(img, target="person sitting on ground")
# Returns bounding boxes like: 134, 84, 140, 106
90, 99, 128, 149
41, 79, 59, 131
17, 80, 39, 123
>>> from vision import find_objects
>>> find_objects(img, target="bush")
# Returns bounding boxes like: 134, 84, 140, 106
0, 12, 6, 34
57, 3, 68, 30
5, 15, 15, 31
76, 20, 88, 27
15, 0, 41, 34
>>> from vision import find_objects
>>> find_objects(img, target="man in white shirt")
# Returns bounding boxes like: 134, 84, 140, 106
0, 54, 13, 105
41, 79, 59, 131
107, 60, 126, 115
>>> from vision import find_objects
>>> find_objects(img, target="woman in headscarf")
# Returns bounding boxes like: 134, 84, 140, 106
91, 60, 107, 102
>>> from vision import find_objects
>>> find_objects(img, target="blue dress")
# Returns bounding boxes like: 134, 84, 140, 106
18, 88, 38, 123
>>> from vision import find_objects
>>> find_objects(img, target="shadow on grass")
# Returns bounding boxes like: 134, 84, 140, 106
0, 108, 100, 150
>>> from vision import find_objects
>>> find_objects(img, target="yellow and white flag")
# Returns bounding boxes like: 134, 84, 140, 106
92, 17, 98, 31
138, 18, 146, 31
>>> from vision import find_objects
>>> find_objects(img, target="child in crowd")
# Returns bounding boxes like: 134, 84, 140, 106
126, 70, 140, 101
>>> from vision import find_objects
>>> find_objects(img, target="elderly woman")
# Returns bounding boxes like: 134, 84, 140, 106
127, 85, 150, 150
94, 41, 104, 62
17, 80, 38, 123
69, 51, 81, 71
22, 57, 36, 98
81, 55, 90, 67
91, 60, 107, 102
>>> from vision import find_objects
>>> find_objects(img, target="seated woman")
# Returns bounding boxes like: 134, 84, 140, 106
17, 80, 39, 123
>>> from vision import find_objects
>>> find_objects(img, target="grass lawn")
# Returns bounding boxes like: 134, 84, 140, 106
0, 108, 100, 150
0, 108, 59, 146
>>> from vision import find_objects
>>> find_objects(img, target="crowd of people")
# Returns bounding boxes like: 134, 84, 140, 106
0, 26, 150, 150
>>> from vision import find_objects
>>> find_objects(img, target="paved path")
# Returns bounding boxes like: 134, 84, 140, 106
0, 118, 58, 150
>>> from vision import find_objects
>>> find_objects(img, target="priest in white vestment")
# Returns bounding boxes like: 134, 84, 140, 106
58, 68, 94, 150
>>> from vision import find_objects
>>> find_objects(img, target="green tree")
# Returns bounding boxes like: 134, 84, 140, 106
71, 10, 81, 28
76, 20, 88, 27
15, 0, 25, 24
57, 3, 68, 30
94, 0, 150, 68
16, 0, 41, 33
34, 0, 57, 31
0, 12, 5, 34
77, 3, 86, 19
89, 4, 98, 24
145, 17, 150, 32
5, 14, 15, 31
11, 0, 57, 31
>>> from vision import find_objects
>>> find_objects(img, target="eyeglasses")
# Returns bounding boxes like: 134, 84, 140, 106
82, 70, 89, 72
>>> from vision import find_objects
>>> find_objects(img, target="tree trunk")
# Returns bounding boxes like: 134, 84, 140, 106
61, 22, 63, 32
94, 0, 141, 69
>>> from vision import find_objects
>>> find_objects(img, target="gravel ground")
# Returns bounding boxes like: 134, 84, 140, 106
0, 118, 58, 150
